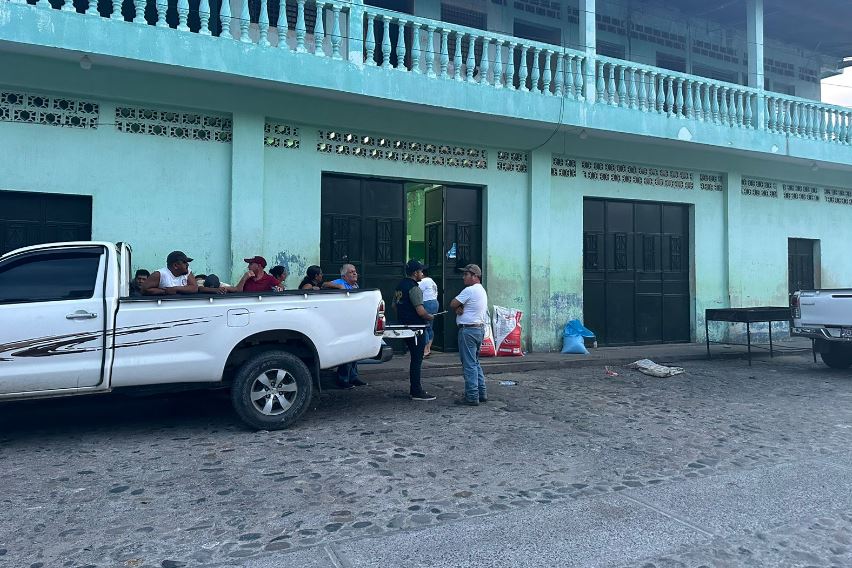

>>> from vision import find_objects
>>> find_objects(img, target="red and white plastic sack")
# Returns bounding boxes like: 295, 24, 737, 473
479, 312, 497, 357
493, 305, 524, 357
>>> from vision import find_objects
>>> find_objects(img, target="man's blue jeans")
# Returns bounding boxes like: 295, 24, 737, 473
458, 326, 486, 402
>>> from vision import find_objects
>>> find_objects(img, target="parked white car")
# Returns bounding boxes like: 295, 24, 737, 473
791, 289, 852, 369
0, 241, 389, 429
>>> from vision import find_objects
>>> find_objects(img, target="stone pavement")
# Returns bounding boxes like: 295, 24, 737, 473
1, 341, 849, 568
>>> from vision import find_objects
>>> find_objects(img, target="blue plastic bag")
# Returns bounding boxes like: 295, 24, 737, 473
565, 320, 595, 338
561, 334, 588, 354
561, 320, 595, 354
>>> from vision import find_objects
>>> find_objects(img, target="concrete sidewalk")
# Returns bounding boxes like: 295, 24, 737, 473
359, 337, 815, 379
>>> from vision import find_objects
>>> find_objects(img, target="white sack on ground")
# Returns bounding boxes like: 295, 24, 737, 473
627, 359, 685, 378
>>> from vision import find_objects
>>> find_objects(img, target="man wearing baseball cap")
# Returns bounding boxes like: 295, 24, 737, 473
394, 259, 436, 401
449, 263, 488, 406
235, 256, 281, 292
141, 251, 199, 295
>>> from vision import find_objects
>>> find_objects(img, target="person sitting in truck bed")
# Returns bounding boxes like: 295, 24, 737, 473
130, 269, 150, 296
141, 251, 199, 295
198, 274, 229, 295
270, 265, 288, 289
298, 265, 324, 290
234, 256, 282, 292
324, 264, 359, 290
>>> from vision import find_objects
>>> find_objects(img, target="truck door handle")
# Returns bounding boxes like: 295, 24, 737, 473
66, 310, 98, 320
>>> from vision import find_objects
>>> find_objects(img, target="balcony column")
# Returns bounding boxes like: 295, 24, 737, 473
747, 0, 765, 128
348, 0, 365, 66
229, 113, 266, 281
579, 0, 596, 103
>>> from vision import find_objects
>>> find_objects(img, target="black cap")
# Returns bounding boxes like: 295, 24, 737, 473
204, 274, 221, 288
405, 259, 425, 275
166, 251, 193, 265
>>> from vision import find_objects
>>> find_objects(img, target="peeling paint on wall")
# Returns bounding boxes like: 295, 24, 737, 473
274, 251, 310, 288
528, 292, 584, 350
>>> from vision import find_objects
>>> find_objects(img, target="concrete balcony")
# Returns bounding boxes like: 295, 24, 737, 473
1, 0, 851, 167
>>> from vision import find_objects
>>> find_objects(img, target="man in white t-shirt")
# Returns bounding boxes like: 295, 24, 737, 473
449, 264, 488, 406
141, 251, 199, 296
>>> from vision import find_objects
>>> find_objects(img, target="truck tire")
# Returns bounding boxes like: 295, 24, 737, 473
230, 350, 313, 430
820, 344, 852, 370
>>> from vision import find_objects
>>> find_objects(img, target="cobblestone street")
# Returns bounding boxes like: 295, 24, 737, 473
2, 351, 852, 567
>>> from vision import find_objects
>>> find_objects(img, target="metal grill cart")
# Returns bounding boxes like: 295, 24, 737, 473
705, 307, 791, 365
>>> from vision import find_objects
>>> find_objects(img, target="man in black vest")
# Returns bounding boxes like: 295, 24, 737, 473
394, 260, 436, 401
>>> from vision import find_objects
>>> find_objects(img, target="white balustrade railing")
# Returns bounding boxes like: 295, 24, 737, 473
765, 94, 851, 145
361, 5, 588, 96
8, 0, 852, 146
216, 0, 350, 56
594, 56, 764, 129
21, 0, 350, 56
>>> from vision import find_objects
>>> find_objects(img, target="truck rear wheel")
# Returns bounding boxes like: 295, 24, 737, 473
230, 350, 313, 430
820, 344, 852, 370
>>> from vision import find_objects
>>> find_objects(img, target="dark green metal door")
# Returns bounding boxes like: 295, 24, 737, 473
320, 175, 406, 310
0, 190, 91, 255
583, 198, 690, 345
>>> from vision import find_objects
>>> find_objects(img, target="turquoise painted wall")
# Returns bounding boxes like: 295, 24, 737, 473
542, 135, 852, 345
1, 50, 852, 351
0, 101, 232, 277
542, 138, 728, 348
262, 133, 322, 286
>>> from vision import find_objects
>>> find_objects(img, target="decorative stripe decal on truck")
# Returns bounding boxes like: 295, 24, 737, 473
0, 318, 211, 360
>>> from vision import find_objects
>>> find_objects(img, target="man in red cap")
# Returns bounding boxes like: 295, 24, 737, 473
235, 256, 281, 292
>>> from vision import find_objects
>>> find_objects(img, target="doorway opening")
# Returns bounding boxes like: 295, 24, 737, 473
788, 238, 819, 296
320, 174, 483, 352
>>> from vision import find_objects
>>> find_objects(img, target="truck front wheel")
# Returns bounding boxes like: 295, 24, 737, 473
231, 350, 313, 430
820, 344, 852, 370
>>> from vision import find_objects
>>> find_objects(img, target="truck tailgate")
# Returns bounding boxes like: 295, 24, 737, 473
799, 290, 852, 327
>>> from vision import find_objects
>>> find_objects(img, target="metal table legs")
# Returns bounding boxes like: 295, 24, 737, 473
769, 322, 774, 358
747, 321, 752, 366
706, 318, 711, 359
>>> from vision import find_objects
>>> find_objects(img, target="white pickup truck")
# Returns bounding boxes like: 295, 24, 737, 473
791, 289, 852, 369
0, 241, 390, 429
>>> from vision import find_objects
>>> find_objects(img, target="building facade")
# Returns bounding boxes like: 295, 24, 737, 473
1, 0, 851, 351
